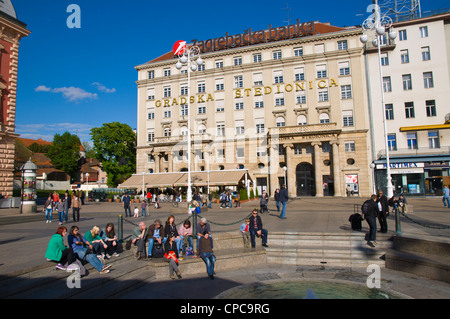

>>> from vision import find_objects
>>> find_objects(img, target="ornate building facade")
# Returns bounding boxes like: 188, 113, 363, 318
135, 21, 373, 197
0, 1, 30, 196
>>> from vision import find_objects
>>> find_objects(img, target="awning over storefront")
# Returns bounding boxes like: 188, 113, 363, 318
119, 170, 252, 190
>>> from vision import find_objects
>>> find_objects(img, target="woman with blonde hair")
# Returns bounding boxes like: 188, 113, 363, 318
85, 225, 108, 262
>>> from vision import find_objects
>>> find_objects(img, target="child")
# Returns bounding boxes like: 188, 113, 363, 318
133, 206, 139, 218
240, 218, 251, 248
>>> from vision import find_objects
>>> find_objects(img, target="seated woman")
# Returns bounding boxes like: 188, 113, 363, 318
102, 222, 120, 258
45, 226, 75, 270
68, 226, 111, 274
199, 231, 216, 280
165, 215, 182, 255
178, 219, 193, 256
164, 234, 182, 280
84, 226, 108, 262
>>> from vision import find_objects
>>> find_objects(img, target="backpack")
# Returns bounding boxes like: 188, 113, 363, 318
185, 246, 194, 256
349, 213, 363, 231
361, 201, 369, 216
152, 243, 164, 258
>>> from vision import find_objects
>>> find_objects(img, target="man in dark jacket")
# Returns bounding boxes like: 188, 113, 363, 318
362, 194, 378, 247
376, 189, 389, 233
146, 219, 166, 259
249, 209, 268, 248
279, 184, 289, 219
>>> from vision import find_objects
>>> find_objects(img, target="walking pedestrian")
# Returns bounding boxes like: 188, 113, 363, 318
55, 198, 65, 225
43, 194, 53, 223
362, 194, 379, 247
279, 184, 288, 219
274, 188, 280, 212
376, 189, 389, 233
63, 191, 71, 223
122, 193, 131, 217
443, 185, 450, 208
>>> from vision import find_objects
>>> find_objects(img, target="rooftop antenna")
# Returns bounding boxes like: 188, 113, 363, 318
282, 2, 292, 25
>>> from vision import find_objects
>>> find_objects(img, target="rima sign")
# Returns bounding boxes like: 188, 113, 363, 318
191, 20, 315, 53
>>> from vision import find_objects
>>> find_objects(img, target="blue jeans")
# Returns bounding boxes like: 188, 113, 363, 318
180, 235, 193, 252
201, 253, 216, 276
365, 215, 377, 242
74, 247, 104, 272
124, 205, 131, 217
58, 211, 64, 223
147, 237, 167, 256
64, 208, 69, 222
280, 201, 287, 218
141, 208, 147, 217
443, 196, 450, 207
250, 229, 268, 247
276, 200, 280, 212
45, 208, 52, 221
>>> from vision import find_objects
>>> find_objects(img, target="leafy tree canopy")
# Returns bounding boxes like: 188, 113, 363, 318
46, 132, 81, 181
90, 122, 136, 187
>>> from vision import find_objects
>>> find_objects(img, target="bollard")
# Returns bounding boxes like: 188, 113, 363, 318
118, 214, 123, 243
192, 210, 198, 252
395, 208, 402, 234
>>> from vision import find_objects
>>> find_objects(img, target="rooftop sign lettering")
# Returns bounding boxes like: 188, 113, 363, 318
191, 20, 315, 54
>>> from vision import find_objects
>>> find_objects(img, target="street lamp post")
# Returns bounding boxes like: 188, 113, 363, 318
175, 42, 203, 203
360, 1, 397, 198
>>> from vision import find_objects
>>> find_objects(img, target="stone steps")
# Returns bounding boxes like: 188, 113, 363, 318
385, 235, 450, 283
266, 232, 392, 268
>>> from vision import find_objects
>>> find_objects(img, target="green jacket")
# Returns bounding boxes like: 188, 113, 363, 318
84, 230, 101, 243
45, 234, 67, 261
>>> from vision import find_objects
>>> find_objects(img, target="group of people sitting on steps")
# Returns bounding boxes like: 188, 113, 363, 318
44, 223, 120, 276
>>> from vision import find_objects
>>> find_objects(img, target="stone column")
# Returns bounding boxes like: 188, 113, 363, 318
311, 142, 323, 197
284, 143, 296, 198
154, 152, 160, 173
269, 145, 279, 196
168, 151, 173, 172
331, 141, 342, 197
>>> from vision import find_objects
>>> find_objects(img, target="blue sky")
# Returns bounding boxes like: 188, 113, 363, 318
12, 0, 450, 143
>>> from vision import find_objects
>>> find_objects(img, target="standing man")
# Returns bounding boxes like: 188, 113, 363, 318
122, 193, 131, 217
249, 209, 269, 248
376, 189, 389, 233
72, 192, 82, 222
443, 185, 450, 208
279, 184, 288, 219
362, 194, 379, 247
63, 191, 71, 223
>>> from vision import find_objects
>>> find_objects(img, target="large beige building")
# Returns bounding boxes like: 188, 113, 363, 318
135, 21, 374, 197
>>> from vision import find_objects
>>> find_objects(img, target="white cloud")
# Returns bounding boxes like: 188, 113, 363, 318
35, 85, 99, 102
92, 82, 116, 93
16, 123, 94, 142
35, 85, 51, 92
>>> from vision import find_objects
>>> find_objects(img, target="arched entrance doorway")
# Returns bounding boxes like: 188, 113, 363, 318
296, 163, 316, 196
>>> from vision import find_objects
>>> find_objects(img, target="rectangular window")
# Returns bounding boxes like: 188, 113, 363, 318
236, 147, 245, 158
405, 102, 415, 118
163, 68, 171, 77
215, 60, 223, 68
294, 47, 303, 56
341, 85, 352, 99
256, 123, 265, 134
383, 76, 392, 92
423, 72, 434, 88
387, 134, 397, 151
402, 74, 412, 90
164, 110, 171, 118
421, 46, 431, 61
180, 85, 188, 96
163, 86, 171, 98
235, 102, 244, 110
198, 106, 206, 114
316, 64, 327, 78
400, 49, 409, 64
180, 104, 188, 116
428, 131, 440, 149
344, 141, 355, 152
380, 52, 389, 66
148, 70, 155, 79
273, 50, 282, 60
385, 104, 394, 120
318, 88, 328, 102
216, 124, 225, 136
147, 112, 155, 120
337, 40, 348, 50
197, 82, 206, 93
234, 75, 243, 88
234, 57, 242, 66
399, 29, 407, 41
407, 133, 417, 149
235, 120, 245, 135
426, 100, 436, 117
339, 61, 350, 75
420, 26, 428, 38
147, 131, 155, 142
255, 101, 264, 108
294, 144, 302, 155
253, 53, 262, 63
342, 110, 354, 127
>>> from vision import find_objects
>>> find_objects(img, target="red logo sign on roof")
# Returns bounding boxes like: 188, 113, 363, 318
173, 40, 187, 56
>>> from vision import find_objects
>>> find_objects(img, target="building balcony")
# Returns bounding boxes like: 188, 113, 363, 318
148, 133, 213, 147
377, 147, 450, 159
268, 123, 340, 137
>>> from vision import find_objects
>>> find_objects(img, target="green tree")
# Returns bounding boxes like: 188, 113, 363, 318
90, 122, 136, 187
47, 132, 81, 181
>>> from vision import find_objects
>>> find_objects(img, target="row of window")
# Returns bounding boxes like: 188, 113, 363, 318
388, 131, 440, 151
147, 40, 351, 80
382, 72, 434, 92
385, 100, 437, 120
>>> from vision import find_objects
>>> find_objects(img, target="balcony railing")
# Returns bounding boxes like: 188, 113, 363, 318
268, 123, 339, 136
377, 147, 450, 159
